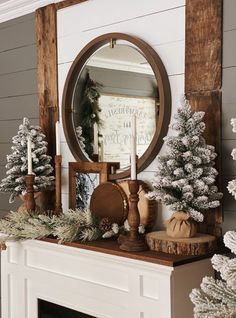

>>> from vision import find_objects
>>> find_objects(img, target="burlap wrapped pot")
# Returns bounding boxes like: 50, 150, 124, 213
166, 211, 197, 238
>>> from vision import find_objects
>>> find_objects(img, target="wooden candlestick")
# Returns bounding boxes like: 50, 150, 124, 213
25, 174, 36, 212
119, 180, 148, 252
55, 155, 62, 215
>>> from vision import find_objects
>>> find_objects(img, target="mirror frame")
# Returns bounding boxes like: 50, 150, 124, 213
62, 32, 171, 180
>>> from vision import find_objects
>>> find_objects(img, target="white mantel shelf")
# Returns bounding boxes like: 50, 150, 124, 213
1, 239, 214, 318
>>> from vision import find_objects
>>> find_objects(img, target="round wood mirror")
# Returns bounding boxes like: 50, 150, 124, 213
62, 33, 171, 180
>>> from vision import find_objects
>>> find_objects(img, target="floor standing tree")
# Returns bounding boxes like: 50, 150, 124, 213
190, 118, 236, 317
227, 118, 236, 199
148, 98, 222, 237
190, 231, 236, 318
0, 118, 54, 203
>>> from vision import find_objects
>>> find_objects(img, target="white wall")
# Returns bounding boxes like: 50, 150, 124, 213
222, 0, 236, 232
57, 0, 185, 229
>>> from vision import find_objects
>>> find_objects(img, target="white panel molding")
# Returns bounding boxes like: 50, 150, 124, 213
1, 240, 213, 318
0, 0, 61, 23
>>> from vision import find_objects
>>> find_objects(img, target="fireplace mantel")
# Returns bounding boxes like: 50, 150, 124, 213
1, 239, 213, 318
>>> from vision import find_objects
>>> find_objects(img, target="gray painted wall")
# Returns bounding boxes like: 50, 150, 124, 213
0, 13, 38, 215
222, 0, 236, 231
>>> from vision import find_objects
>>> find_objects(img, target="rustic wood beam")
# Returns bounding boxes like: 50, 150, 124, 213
56, 0, 87, 10
185, 0, 222, 92
185, 0, 223, 228
36, 4, 58, 209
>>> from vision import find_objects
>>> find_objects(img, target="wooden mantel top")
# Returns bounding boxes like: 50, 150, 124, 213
41, 237, 214, 267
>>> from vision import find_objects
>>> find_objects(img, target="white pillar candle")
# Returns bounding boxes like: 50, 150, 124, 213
130, 115, 137, 180
27, 136, 32, 175
55, 121, 60, 155
93, 122, 99, 155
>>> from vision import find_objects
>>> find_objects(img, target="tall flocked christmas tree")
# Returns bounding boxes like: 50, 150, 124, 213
190, 231, 236, 318
190, 118, 236, 317
0, 118, 54, 203
148, 98, 222, 223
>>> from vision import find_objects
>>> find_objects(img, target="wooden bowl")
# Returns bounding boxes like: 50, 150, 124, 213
90, 182, 128, 224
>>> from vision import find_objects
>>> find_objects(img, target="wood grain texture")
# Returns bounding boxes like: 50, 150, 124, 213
56, 0, 87, 10
186, 91, 223, 226
41, 237, 214, 267
36, 4, 58, 210
185, 0, 223, 92
36, 4, 58, 157
146, 231, 217, 256
185, 0, 223, 228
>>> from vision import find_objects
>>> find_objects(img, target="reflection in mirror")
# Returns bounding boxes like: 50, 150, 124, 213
72, 43, 159, 169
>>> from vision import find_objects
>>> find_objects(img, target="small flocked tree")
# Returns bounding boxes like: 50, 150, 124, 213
148, 98, 222, 223
0, 118, 54, 202
190, 231, 236, 318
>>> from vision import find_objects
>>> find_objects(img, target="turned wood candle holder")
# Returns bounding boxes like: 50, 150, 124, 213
55, 155, 62, 215
119, 180, 148, 252
25, 174, 36, 212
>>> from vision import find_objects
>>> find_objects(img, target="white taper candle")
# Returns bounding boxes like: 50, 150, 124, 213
130, 115, 137, 180
56, 121, 60, 155
27, 136, 32, 174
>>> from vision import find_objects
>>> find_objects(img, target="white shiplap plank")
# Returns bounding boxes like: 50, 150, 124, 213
57, 40, 184, 78
57, 6, 185, 64
57, 0, 185, 38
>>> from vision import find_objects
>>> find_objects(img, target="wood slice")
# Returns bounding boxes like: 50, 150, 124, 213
146, 231, 217, 256
90, 182, 128, 224
117, 180, 157, 230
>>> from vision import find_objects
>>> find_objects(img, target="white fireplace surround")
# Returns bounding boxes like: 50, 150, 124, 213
1, 240, 213, 318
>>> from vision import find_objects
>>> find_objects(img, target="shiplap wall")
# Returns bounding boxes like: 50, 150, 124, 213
222, 0, 236, 232
57, 0, 185, 228
0, 13, 38, 216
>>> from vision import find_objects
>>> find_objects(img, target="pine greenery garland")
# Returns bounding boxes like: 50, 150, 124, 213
147, 98, 222, 222
0, 118, 54, 203
0, 209, 101, 245
190, 231, 236, 318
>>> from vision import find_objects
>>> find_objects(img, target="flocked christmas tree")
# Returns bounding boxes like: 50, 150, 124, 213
148, 98, 222, 223
227, 118, 236, 199
190, 231, 236, 318
0, 118, 54, 203
190, 119, 236, 317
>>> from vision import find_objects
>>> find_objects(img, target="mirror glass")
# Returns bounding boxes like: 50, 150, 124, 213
72, 42, 159, 170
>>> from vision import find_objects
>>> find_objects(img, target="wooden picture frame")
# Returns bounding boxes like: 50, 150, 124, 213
69, 162, 119, 209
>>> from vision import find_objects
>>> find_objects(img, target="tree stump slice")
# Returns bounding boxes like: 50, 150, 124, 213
146, 231, 217, 255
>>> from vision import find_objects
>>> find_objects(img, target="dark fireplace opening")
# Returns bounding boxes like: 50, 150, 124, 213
38, 299, 96, 318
